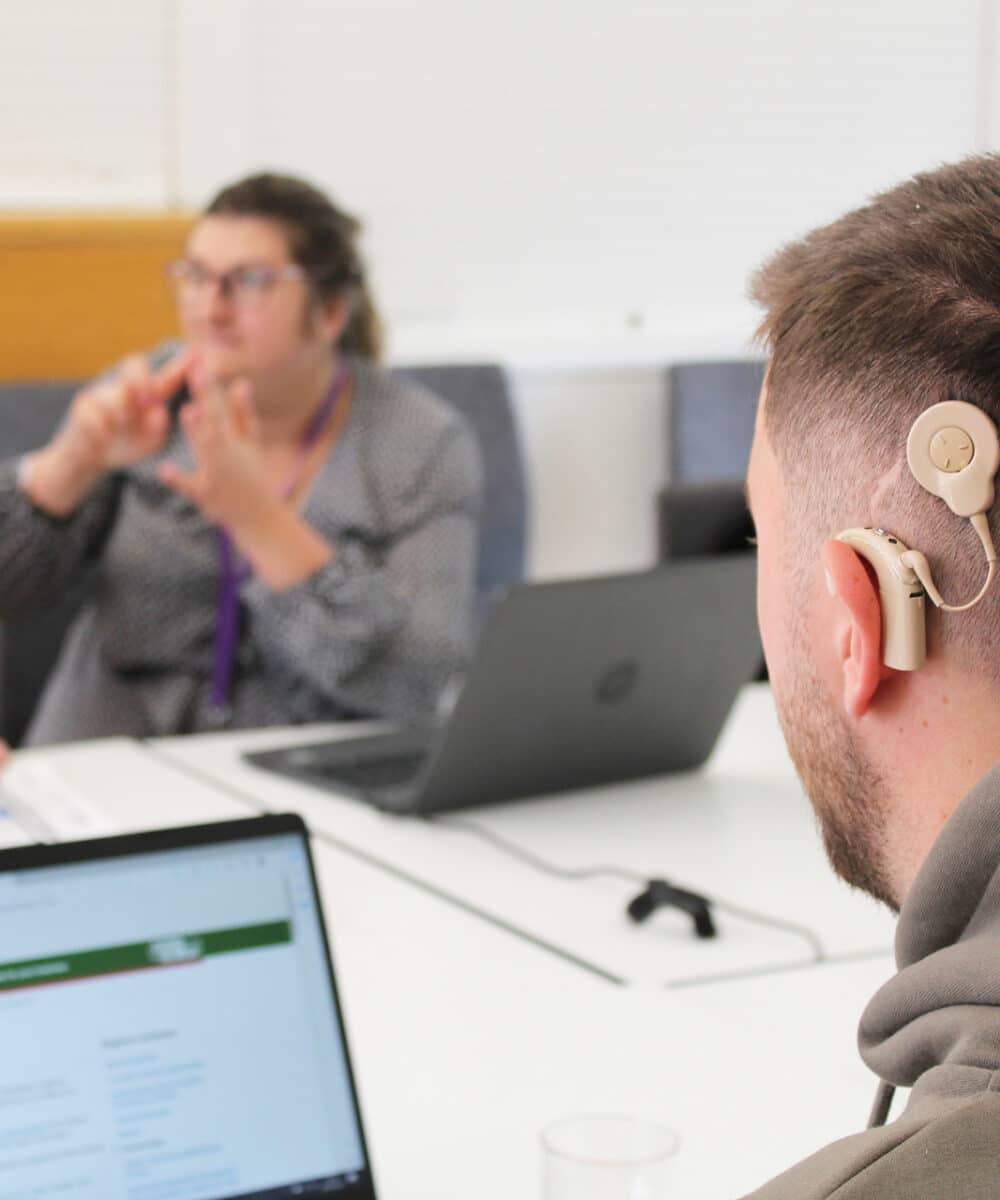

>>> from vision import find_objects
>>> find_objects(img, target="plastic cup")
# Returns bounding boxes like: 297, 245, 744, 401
541, 1113, 680, 1199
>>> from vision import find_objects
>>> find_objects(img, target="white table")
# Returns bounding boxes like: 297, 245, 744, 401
145, 685, 896, 986
327, 846, 894, 1200
0, 731, 898, 1199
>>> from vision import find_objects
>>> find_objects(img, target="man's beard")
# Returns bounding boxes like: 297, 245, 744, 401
773, 661, 898, 913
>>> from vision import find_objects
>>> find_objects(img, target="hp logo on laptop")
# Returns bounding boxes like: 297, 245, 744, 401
595, 659, 640, 705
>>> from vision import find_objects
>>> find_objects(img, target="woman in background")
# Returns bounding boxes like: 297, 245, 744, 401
0, 173, 482, 743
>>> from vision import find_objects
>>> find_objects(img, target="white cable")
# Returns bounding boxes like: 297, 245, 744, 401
902, 513, 998, 612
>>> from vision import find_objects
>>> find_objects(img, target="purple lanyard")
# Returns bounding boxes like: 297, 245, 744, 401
209, 365, 349, 716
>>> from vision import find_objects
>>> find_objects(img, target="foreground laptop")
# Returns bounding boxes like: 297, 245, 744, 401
0, 814, 377, 1200
246, 555, 760, 814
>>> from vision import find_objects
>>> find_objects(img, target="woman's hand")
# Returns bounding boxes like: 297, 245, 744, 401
27, 350, 192, 517
159, 368, 275, 534
160, 367, 334, 590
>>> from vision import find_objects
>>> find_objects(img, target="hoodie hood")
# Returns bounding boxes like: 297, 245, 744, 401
859, 760, 1000, 1109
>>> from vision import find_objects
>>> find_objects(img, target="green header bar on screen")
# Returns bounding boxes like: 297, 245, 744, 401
0, 920, 292, 993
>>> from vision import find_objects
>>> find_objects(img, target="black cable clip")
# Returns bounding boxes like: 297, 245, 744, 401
626, 878, 717, 939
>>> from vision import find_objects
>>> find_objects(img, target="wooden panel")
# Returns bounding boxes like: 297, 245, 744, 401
0, 214, 193, 382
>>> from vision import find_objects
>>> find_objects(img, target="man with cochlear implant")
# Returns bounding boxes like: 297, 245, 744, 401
743, 154, 1000, 1197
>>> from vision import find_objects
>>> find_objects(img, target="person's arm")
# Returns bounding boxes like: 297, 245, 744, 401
26, 350, 191, 517
0, 458, 121, 615
242, 421, 483, 720
0, 351, 191, 617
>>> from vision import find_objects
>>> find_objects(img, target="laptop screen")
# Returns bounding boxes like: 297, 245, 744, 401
0, 817, 375, 1200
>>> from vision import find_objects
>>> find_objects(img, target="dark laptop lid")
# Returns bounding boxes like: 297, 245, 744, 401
0, 815, 377, 1200
412, 554, 761, 810
245, 557, 761, 814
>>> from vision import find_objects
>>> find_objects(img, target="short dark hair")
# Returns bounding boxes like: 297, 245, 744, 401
751, 153, 1000, 674
206, 172, 383, 360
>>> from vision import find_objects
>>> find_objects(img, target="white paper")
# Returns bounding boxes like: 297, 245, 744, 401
0, 760, 118, 842
0, 808, 33, 848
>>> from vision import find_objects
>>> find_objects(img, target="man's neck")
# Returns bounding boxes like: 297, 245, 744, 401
875, 669, 1000, 905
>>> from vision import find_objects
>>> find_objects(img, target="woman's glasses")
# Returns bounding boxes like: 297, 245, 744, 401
165, 259, 309, 308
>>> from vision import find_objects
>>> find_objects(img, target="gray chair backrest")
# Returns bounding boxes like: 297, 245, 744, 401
659, 358, 764, 559
668, 359, 765, 483
661, 360, 766, 681
658, 480, 754, 561
0, 381, 88, 744
393, 363, 529, 617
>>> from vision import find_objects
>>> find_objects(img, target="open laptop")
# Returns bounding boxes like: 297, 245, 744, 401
246, 555, 761, 813
0, 814, 378, 1200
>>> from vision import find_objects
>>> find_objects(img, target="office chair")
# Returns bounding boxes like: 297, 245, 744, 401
658, 358, 763, 557
394, 363, 529, 625
658, 479, 754, 560
658, 359, 766, 679
666, 358, 764, 484
0, 382, 92, 744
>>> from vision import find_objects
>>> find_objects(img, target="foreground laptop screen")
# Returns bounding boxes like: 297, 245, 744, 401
0, 824, 373, 1200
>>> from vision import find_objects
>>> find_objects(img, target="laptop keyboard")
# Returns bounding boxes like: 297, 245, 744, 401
313, 752, 429, 790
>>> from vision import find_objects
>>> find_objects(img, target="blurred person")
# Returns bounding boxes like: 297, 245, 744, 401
1, 173, 481, 743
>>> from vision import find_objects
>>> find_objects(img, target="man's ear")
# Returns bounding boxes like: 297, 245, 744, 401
821, 540, 894, 719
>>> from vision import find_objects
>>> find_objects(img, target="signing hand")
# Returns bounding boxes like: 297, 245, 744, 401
159, 367, 275, 535
27, 350, 193, 517
160, 367, 334, 590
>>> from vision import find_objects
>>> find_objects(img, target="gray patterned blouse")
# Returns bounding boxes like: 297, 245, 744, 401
0, 359, 483, 744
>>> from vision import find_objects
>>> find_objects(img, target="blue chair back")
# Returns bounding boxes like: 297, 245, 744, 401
661, 360, 766, 680
394, 363, 529, 619
668, 359, 765, 483
0, 382, 89, 744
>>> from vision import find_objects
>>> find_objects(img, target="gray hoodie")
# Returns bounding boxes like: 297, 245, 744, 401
743, 762, 1000, 1199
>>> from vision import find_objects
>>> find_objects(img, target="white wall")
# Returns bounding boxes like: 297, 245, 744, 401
0, 0, 993, 574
